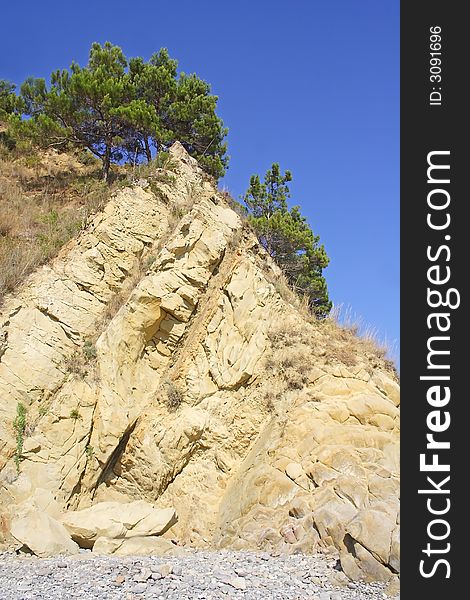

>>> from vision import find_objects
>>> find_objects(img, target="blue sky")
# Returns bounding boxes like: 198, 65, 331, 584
0, 0, 399, 357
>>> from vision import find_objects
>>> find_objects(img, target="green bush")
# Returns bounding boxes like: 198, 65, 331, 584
13, 402, 26, 473
83, 340, 97, 361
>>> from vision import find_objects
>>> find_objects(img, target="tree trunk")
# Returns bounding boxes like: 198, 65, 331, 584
144, 137, 152, 163
102, 144, 111, 182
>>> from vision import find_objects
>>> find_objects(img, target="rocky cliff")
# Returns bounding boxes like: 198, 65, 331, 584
0, 143, 399, 583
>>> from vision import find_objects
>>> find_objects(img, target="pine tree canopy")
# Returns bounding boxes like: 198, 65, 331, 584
0, 80, 24, 118
244, 163, 331, 317
4, 42, 228, 181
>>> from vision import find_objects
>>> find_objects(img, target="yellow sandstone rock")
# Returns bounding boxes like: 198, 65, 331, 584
60, 501, 177, 548
0, 142, 400, 582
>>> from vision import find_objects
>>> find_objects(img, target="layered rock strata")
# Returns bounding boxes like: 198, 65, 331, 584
0, 143, 399, 583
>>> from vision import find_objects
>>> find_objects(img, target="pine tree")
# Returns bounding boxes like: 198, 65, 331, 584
244, 163, 331, 316
19, 42, 143, 180
168, 73, 228, 179
0, 80, 20, 116
128, 49, 178, 162
14, 43, 228, 180
0, 80, 25, 149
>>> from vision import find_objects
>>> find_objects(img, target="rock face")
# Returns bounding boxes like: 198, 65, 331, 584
0, 142, 399, 582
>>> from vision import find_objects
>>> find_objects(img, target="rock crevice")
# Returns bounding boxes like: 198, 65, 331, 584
0, 142, 399, 583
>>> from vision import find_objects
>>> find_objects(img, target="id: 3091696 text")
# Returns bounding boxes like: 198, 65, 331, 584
429, 26, 442, 106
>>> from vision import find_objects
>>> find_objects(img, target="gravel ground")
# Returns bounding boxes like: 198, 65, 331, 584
0, 550, 399, 600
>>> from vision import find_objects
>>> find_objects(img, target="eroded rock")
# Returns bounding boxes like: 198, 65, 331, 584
60, 501, 177, 548
0, 142, 400, 582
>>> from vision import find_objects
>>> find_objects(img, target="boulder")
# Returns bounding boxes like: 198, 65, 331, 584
60, 501, 177, 548
10, 507, 79, 557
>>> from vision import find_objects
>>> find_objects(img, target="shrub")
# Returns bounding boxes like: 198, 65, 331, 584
83, 340, 97, 361
145, 255, 157, 269
64, 351, 86, 378
69, 409, 81, 420
154, 151, 174, 171
38, 403, 49, 416
63, 338, 98, 379
163, 379, 184, 411
13, 403, 26, 473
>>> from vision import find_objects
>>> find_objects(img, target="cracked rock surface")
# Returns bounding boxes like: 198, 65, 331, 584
0, 143, 399, 586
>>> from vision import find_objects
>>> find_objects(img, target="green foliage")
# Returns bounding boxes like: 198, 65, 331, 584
82, 340, 97, 361
13, 402, 27, 473
154, 150, 177, 171
167, 72, 228, 179
38, 209, 59, 227
69, 409, 82, 420
18, 43, 135, 180
244, 163, 331, 317
127, 48, 177, 161
38, 403, 49, 417
6, 42, 228, 180
0, 80, 23, 116
36, 209, 82, 254
85, 445, 94, 460
0, 81, 24, 150
145, 256, 157, 269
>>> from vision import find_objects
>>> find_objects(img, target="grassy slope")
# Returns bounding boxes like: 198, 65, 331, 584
0, 146, 125, 303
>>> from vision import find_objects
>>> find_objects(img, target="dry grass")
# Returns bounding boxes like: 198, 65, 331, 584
259, 321, 314, 412
0, 141, 201, 313
264, 268, 312, 321
261, 307, 398, 414
160, 379, 184, 412
321, 304, 397, 372
264, 294, 397, 377
63, 340, 97, 379
0, 151, 117, 305
0, 177, 83, 299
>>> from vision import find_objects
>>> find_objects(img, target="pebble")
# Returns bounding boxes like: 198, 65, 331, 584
0, 549, 399, 600
133, 567, 152, 582
222, 575, 247, 590
172, 565, 182, 577
157, 563, 173, 577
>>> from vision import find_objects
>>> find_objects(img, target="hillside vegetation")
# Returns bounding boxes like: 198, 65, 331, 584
2, 41, 335, 315
0, 43, 227, 180
0, 146, 119, 300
